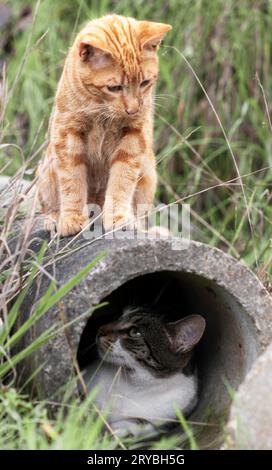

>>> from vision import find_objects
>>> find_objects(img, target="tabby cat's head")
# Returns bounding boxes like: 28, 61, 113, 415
96, 309, 205, 377
74, 15, 171, 117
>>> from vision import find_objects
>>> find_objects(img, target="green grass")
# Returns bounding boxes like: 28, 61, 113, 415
1, 386, 200, 450
0, 387, 114, 450
1, 0, 271, 272
0, 0, 271, 450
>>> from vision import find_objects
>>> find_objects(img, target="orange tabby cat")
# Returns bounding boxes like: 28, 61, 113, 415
36, 15, 171, 236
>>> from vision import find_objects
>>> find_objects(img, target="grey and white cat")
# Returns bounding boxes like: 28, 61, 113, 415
83, 308, 206, 437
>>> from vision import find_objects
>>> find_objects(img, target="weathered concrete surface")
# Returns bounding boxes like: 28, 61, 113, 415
0, 175, 37, 212
226, 343, 272, 450
14, 229, 272, 447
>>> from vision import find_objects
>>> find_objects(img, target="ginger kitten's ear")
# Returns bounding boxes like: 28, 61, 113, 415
167, 315, 206, 354
78, 35, 113, 67
138, 21, 172, 52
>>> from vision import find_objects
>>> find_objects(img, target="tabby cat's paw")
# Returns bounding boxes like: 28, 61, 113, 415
58, 214, 89, 237
112, 421, 157, 439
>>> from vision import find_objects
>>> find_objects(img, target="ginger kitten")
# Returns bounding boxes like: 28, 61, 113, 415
36, 15, 171, 236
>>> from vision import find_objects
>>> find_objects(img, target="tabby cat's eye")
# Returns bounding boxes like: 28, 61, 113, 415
107, 85, 123, 92
129, 327, 142, 338
140, 79, 150, 88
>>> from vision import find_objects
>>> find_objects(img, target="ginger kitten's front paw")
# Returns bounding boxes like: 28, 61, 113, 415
103, 211, 137, 232
44, 212, 59, 234
58, 214, 89, 237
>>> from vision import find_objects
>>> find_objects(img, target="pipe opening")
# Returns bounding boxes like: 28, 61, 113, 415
77, 270, 258, 448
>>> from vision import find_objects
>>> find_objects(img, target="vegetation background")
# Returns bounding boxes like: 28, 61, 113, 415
0, 0, 271, 450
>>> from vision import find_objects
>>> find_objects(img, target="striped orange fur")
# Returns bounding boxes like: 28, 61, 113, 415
36, 14, 171, 236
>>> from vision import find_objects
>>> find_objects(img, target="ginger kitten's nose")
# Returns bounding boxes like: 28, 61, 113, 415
125, 106, 139, 115
125, 98, 140, 115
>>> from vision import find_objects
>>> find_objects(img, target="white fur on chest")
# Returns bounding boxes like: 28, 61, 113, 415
87, 127, 105, 161
86, 121, 121, 161
84, 360, 197, 426
84, 126, 109, 196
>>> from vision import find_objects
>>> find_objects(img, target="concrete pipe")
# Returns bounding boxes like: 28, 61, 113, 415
17, 231, 272, 449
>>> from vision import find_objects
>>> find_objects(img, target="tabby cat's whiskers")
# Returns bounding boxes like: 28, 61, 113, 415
84, 307, 205, 437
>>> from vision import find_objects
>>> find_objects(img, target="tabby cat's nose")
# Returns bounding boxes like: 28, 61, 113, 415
97, 325, 115, 339
97, 327, 107, 337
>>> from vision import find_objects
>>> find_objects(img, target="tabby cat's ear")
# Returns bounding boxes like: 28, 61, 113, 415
78, 35, 113, 67
167, 315, 206, 354
138, 21, 172, 52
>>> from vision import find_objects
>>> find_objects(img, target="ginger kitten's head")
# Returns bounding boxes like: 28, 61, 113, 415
73, 15, 171, 118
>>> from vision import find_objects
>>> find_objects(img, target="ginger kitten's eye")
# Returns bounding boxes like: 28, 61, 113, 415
107, 85, 123, 93
128, 327, 142, 338
140, 79, 151, 88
